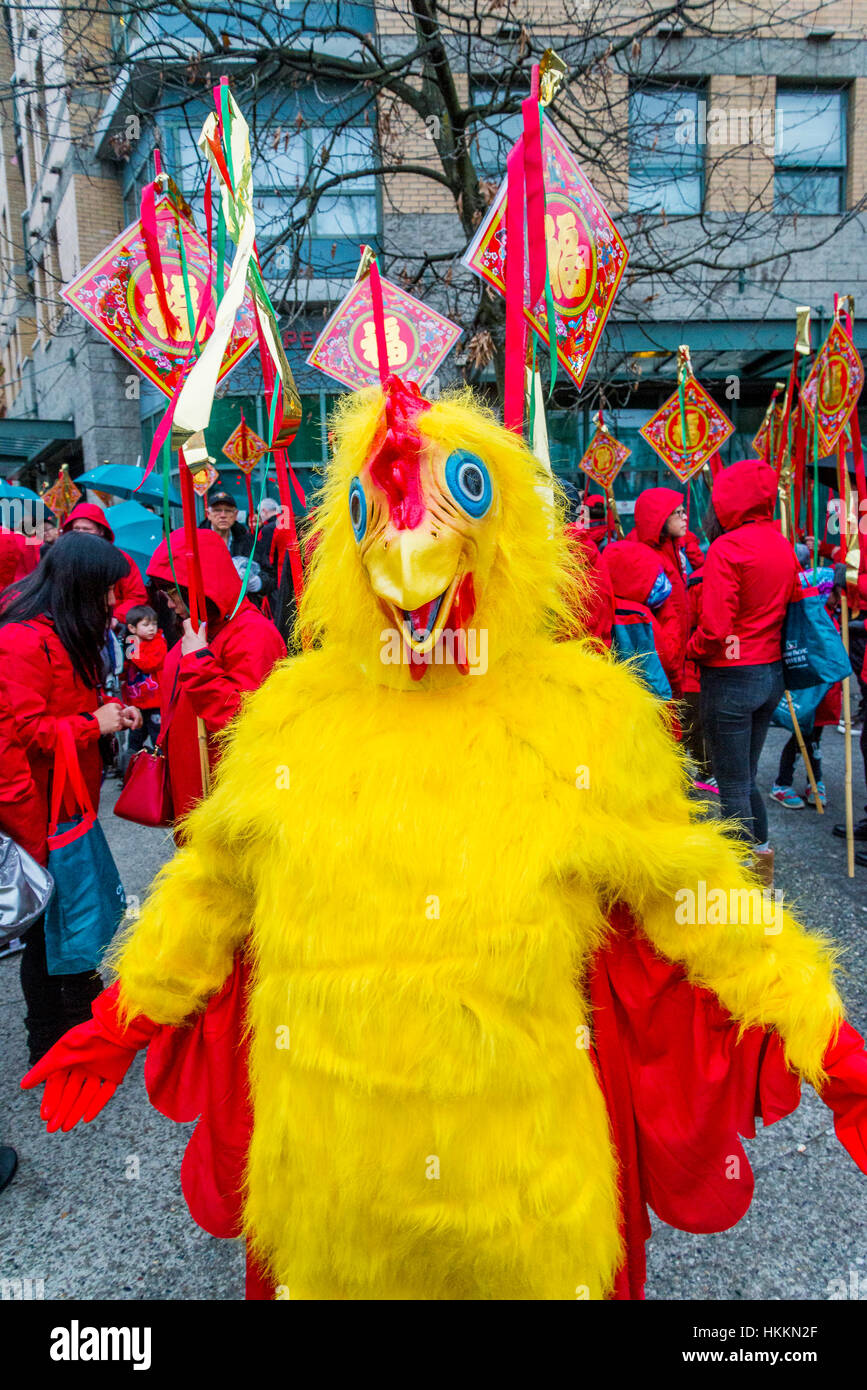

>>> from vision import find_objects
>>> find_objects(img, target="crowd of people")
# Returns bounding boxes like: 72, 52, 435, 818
0, 459, 864, 1196
564, 456, 866, 884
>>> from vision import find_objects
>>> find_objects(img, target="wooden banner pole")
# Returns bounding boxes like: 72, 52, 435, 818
784, 691, 823, 815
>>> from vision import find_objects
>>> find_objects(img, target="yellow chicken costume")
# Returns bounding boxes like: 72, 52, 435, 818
24, 376, 867, 1300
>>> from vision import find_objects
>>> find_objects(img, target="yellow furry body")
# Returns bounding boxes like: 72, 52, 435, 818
111, 389, 842, 1300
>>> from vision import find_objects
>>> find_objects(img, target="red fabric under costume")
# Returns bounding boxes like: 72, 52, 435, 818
139, 905, 805, 1301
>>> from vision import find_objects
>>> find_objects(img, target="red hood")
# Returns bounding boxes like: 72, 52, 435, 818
712, 459, 777, 531
148, 527, 242, 620
603, 539, 666, 604
61, 502, 114, 543
633, 488, 684, 546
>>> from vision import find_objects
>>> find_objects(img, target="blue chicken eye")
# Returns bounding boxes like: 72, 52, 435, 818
348, 478, 367, 541
445, 451, 492, 518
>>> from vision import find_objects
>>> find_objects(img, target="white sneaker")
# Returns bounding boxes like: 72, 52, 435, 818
0, 937, 24, 959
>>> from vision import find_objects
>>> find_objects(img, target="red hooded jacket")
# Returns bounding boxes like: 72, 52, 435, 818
0, 529, 40, 591
0, 615, 105, 863
682, 530, 706, 574
629, 487, 689, 694
0, 682, 47, 863
62, 503, 148, 624
563, 523, 614, 646
601, 539, 676, 683
687, 460, 801, 669
148, 529, 285, 822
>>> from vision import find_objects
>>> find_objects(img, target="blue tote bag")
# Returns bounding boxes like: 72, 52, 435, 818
44, 719, 126, 977
611, 607, 672, 700
771, 682, 831, 734
782, 590, 852, 691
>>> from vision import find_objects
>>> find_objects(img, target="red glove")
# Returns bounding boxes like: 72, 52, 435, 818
820, 1021, 867, 1173
20, 983, 159, 1133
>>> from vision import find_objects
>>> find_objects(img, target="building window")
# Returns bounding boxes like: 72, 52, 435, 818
169, 119, 377, 276
629, 84, 704, 215
774, 87, 847, 214
470, 83, 527, 181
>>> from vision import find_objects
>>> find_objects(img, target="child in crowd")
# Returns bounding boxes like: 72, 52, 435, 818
121, 604, 166, 753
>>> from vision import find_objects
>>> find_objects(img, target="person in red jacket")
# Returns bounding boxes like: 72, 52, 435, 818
121, 604, 167, 753
687, 459, 802, 870
0, 526, 40, 591
147, 528, 286, 823
629, 487, 690, 695
561, 481, 614, 647
601, 537, 677, 688
681, 528, 706, 576
61, 502, 147, 626
0, 533, 142, 1060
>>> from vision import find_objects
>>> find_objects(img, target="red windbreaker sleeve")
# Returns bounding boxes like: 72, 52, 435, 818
651, 595, 686, 686
177, 621, 283, 733
0, 628, 100, 756
112, 554, 148, 626
682, 532, 705, 573
686, 541, 740, 666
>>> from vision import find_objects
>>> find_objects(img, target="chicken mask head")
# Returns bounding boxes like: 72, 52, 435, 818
299, 376, 579, 690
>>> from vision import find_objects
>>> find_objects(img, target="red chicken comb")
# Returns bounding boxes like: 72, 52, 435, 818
366, 374, 431, 531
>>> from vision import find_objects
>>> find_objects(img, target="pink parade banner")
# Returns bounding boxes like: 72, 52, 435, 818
307, 274, 462, 390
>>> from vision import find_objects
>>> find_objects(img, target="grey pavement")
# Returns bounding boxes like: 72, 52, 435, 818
1, 722, 865, 1302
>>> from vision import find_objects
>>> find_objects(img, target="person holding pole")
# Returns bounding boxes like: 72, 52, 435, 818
147, 528, 285, 826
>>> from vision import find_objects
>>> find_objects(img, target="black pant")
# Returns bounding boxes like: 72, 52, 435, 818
128, 708, 161, 753
19, 916, 102, 1064
778, 725, 824, 787
700, 660, 784, 845
680, 690, 710, 778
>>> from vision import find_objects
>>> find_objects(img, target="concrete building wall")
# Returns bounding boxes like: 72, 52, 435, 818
0, 0, 864, 472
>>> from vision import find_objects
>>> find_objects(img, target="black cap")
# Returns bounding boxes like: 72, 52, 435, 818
208, 491, 237, 508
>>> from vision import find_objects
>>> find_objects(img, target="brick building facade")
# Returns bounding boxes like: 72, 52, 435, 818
0, 0, 864, 514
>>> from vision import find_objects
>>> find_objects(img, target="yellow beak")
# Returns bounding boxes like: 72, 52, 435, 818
364, 527, 464, 653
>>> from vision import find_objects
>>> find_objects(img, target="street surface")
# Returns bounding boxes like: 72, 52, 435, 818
2, 723, 865, 1301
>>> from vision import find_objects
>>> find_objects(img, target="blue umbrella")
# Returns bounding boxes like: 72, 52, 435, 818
105, 500, 165, 573
0, 481, 43, 504
77, 463, 182, 508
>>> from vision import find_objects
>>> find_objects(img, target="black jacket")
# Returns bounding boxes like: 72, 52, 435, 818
198, 519, 276, 604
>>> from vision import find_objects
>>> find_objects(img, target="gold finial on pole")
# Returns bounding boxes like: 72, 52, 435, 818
538, 50, 568, 107
795, 306, 811, 355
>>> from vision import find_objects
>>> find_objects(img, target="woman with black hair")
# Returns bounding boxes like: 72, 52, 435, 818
0, 533, 143, 1061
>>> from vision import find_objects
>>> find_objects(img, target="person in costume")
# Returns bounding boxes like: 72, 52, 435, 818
61, 503, 147, 626
146, 528, 285, 822
22, 381, 867, 1300
628, 487, 690, 696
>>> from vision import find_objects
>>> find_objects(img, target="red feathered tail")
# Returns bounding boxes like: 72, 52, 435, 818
589, 903, 802, 1299
141, 910, 804, 1302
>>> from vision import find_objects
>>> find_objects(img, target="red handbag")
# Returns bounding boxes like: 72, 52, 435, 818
113, 688, 177, 829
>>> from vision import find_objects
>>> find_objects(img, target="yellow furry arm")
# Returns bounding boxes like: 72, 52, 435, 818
108, 739, 259, 1027
585, 664, 842, 1087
